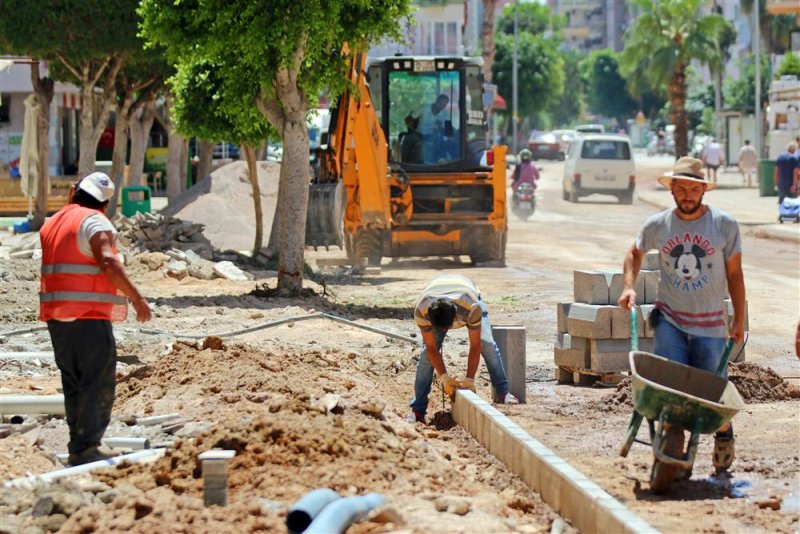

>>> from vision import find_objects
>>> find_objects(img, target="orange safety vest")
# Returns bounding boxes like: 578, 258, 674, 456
39, 204, 128, 322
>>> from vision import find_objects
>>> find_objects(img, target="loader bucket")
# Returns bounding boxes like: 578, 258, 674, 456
306, 181, 345, 248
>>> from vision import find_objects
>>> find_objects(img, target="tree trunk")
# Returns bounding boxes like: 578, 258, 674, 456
277, 114, 310, 293
481, 0, 497, 82
128, 97, 156, 187
197, 140, 215, 182
669, 63, 689, 158
108, 95, 132, 218
30, 66, 54, 231
714, 69, 723, 143
180, 138, 189, 192
243, 144, 264, 256
164, 98, 183, 203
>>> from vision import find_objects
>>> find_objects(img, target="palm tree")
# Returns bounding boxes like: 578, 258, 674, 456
620, 0, 729, 157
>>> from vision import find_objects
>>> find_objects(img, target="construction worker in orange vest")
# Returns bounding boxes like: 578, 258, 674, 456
39, 172, 151, 466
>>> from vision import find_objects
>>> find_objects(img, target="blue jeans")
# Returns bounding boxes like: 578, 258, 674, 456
409, 300, 510, 415
653, 318, 727, 377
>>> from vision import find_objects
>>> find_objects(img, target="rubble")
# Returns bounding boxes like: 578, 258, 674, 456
115, 211, 214, 260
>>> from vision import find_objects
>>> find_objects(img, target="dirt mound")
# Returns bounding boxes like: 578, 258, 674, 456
161, 160, 280, 252
728, 362, 800, 403
594, 377, 633, 412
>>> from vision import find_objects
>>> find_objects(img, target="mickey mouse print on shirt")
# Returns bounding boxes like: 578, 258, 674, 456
661, 233, 716, 292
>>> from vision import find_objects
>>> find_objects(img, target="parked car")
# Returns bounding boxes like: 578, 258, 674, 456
575, 124, 605, 134
528, 132, 563, 160
563, 134, 636, 204
551, 129, 578, 154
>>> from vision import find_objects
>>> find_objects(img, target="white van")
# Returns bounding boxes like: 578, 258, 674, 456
562, 134, 636, 204
575, 124, 605, 134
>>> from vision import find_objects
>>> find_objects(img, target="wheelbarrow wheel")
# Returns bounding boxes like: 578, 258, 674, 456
650, 425, 686, 493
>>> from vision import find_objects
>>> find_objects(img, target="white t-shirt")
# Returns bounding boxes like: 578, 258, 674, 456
77, 213, 117, 257
703, 143, 723, 166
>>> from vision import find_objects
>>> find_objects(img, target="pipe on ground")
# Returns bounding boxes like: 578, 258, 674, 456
286, 488, 341, 534
0, 395, 65, 416
4, 448, 165, 489
304, 493, 385, 534
102, 437, 150, 450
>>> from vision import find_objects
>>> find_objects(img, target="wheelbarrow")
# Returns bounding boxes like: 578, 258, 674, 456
618, 308, 745, 493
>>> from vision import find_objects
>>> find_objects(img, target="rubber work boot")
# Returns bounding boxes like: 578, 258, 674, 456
712, 426, 735, 474
495, 392, 520, 404
405, 411, 425, 424
67, 446, 115, 467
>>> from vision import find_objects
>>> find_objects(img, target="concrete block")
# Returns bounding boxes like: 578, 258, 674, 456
558, 468, 607, 534
556, 302, 572, 333
556, 332, 590, 351
590, 339, 653, 372
554, 347, 589, 369
610, 306, 645, 340
566, 303, 614, 339
606, 271, 644, 306
595, 495, 660, 534
639, 304, 655, 338
491, 325, 526, 403
573, 271, 613, 305
642, 251, 660, 271
641, 270, 659, 304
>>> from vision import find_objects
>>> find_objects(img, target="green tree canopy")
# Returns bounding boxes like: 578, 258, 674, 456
547, 49, 582, 127
492, 33, 564, 123
0, 0, 144, 175
496, 2, 563, 39
723, 54, 770, 113
139, 0, 411, 292
579, 49, 637, 124
777, 52, 800, 78
620, 0, 729, 156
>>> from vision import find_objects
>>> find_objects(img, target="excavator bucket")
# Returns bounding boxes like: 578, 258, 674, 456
305, 181, 345, 248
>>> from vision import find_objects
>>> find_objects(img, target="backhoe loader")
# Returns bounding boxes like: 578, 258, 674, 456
306, 52, 507, 265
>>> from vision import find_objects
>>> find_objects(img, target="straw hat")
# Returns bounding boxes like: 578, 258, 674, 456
657, 157, 716, 190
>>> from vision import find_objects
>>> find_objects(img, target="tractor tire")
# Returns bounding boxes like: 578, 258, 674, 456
649, 425, 686, 494
355, 229, 383, 266
466, 227, 506, 266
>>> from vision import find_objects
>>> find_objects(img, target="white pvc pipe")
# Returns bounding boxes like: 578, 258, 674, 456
3, 448, 165, 489
0, 395, 65, 416
102, 437, 150, 450
136, 413, 181, 426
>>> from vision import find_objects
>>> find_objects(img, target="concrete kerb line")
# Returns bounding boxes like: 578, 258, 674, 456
452, 390, 659, 534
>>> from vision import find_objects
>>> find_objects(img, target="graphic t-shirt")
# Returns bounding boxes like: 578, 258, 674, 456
414, 275, 483, 332
636, 206, 741, 338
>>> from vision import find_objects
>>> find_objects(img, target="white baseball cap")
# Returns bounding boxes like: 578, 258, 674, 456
78, 172, 115, 202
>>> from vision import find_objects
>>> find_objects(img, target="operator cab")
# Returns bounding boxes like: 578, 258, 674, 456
367, 56, 490, 172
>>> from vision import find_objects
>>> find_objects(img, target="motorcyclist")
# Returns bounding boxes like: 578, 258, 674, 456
511, 149, 539, 193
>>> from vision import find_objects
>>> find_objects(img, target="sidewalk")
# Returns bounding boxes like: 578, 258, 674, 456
637, 168, 800, 244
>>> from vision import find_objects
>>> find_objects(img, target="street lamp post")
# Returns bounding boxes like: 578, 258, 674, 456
753, 3, 762, 159
512, 0, 518, 155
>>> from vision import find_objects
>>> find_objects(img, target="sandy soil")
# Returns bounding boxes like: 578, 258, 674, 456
1, 154, 798, 533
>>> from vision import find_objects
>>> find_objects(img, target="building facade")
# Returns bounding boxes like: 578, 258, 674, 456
548, 0, 631, 53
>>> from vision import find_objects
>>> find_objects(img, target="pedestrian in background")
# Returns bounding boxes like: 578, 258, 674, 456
618, 157, 745, 475
39, 172, 152, 466
407, 274, 519, 424
701, 138, 724, 184
774, 143, 799, 204
736, 139, 758, 188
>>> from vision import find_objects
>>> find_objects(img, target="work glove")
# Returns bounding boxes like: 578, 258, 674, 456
457, 377, 476, 393
438, 372, 457, 400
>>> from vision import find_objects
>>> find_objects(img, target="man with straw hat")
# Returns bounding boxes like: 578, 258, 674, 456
617, 156, 746, 476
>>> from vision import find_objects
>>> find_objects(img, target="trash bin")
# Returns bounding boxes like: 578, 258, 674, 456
121, 185, 152, 217
757, 160, 777, 197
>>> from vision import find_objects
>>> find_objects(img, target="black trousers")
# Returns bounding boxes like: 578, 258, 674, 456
47, 319, 117, 455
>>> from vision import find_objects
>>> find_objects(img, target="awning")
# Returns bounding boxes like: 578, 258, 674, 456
492, 93, 507, 111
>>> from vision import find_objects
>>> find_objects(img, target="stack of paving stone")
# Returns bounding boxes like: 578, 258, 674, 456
115, 211, 213, 259
555, 252, 746, 385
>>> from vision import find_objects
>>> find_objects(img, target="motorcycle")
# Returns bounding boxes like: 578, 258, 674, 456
511, 182, 536, 221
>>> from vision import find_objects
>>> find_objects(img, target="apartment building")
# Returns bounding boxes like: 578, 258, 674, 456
548, 0, 630, 53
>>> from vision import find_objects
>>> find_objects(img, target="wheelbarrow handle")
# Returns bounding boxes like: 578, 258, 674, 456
630, 307, 639, 352
715, 338, 736, 376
